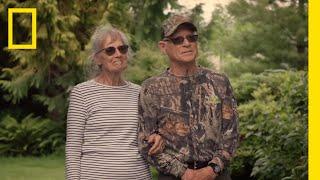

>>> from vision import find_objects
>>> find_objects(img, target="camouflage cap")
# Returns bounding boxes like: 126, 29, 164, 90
162, 14, 197, 38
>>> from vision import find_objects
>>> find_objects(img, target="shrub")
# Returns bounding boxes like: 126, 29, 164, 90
0, 114, 65, 156
230, 70, 307, 180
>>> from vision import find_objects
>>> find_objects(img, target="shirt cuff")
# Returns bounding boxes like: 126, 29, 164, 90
169, 160, 188, 178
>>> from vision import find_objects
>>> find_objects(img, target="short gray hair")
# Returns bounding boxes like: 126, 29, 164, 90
86, 24, 132, 79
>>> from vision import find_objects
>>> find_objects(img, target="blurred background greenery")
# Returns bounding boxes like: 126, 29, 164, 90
0, 0, 307, 179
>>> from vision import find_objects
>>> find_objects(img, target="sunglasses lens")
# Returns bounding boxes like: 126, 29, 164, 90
103, 45, 128, 56
168, 34, 198, 45
104, 47, 116, 56
186, 34, 198, 42
118, 45, 129, 54
171, 36, 185, 45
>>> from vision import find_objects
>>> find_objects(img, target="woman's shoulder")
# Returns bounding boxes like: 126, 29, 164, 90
73, 80, 95, 89
69, 80, 96, 94
127, 81, 141, 91
71, 80, 141, 94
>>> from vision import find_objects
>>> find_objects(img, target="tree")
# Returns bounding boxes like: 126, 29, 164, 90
206, 0, 307, 76
0, 0, 182, 122
0, 0, 86, 121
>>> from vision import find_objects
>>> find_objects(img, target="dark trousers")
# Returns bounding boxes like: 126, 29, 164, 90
158, 169, 232, 180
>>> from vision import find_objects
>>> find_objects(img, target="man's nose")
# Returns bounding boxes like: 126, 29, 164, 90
182, 37, 191, 47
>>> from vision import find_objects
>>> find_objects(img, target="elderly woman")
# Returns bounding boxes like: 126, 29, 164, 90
65, 25, 163, 180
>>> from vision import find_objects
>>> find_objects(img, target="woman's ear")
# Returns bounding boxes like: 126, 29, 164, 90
158, 41, 167, 54
93, 54, 102, 66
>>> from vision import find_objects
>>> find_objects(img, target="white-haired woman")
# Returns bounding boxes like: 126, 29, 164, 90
66, 25, 163, 180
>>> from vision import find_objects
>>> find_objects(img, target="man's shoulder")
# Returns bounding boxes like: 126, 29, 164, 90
200, 68, 234, 97
200, 67, 229, 83
141, 71, 170, 89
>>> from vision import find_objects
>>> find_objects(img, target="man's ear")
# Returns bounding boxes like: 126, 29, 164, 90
158, 41, 167, 54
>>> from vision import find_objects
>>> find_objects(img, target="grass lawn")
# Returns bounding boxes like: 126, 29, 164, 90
0, 155, 65, 180
0, 155, 158, 180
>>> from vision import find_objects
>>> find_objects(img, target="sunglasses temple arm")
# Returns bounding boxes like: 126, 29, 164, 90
94, 49, 105, 56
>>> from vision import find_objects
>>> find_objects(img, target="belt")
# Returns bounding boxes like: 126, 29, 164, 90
187, 161, 210, 170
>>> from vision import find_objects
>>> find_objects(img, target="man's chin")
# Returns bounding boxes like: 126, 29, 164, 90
177, 58, 196, 64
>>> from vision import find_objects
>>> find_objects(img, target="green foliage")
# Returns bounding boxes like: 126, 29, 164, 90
0, 114, 64, 156
207, 0, 307, 76
125, 41, 168, 84
0, 0, 85, 121
129, 0, 180, 44
230, 70, 307, 180
222, 55, 275, 78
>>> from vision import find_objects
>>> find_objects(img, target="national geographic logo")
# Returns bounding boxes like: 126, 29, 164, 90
8, 8, 37, 49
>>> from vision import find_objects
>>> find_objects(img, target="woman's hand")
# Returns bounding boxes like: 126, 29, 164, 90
147, 134, 164, 155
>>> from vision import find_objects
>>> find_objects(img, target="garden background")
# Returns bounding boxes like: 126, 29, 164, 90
0, 0, 307, 179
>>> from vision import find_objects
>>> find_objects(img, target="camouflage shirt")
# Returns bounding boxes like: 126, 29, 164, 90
138, 67, 239, 177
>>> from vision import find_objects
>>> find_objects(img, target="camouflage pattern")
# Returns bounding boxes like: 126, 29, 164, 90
162, 14, 197, 38
138, 67, 239, 178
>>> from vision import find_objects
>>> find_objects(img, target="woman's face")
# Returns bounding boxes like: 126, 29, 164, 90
95, 35, 128, 74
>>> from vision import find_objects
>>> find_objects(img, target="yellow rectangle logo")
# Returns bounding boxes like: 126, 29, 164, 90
8, 8, 37, 49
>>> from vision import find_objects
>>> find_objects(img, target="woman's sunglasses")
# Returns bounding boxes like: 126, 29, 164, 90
95, 45, 129, 56
164, 34, 198, 45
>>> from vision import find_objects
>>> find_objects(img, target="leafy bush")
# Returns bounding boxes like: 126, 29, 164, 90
0, 114, 65, 156
125, 41, 169, 85
230, 70, 307, 180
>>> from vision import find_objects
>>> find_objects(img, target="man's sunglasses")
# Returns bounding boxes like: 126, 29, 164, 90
95, 45, 129, 56
164, 34, 198, 45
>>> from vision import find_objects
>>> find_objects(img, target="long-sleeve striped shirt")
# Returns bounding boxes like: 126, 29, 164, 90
66, 80, 151, 180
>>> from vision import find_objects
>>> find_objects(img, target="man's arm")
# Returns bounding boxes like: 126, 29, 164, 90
137, 85, 188, 177
189, 76, 239, 179
209, 75, 239, 170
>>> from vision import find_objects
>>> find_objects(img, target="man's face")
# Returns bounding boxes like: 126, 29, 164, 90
161, 28, 198, 64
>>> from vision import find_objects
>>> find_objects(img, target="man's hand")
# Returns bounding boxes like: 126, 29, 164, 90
181, 169, 196, 180
193, 167, 217, 180
147, 134, 164, 155
182, 167, 217, 180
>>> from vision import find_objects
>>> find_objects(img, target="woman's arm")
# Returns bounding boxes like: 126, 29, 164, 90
65, 86, 87, 180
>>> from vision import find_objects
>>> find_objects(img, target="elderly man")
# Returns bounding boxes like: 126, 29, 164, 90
138, 14, 239, 180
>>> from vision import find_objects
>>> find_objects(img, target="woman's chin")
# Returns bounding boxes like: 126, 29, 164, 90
110, 66, 127, 73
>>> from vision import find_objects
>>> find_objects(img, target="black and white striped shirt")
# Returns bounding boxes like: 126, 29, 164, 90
66, 80, 151, 180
